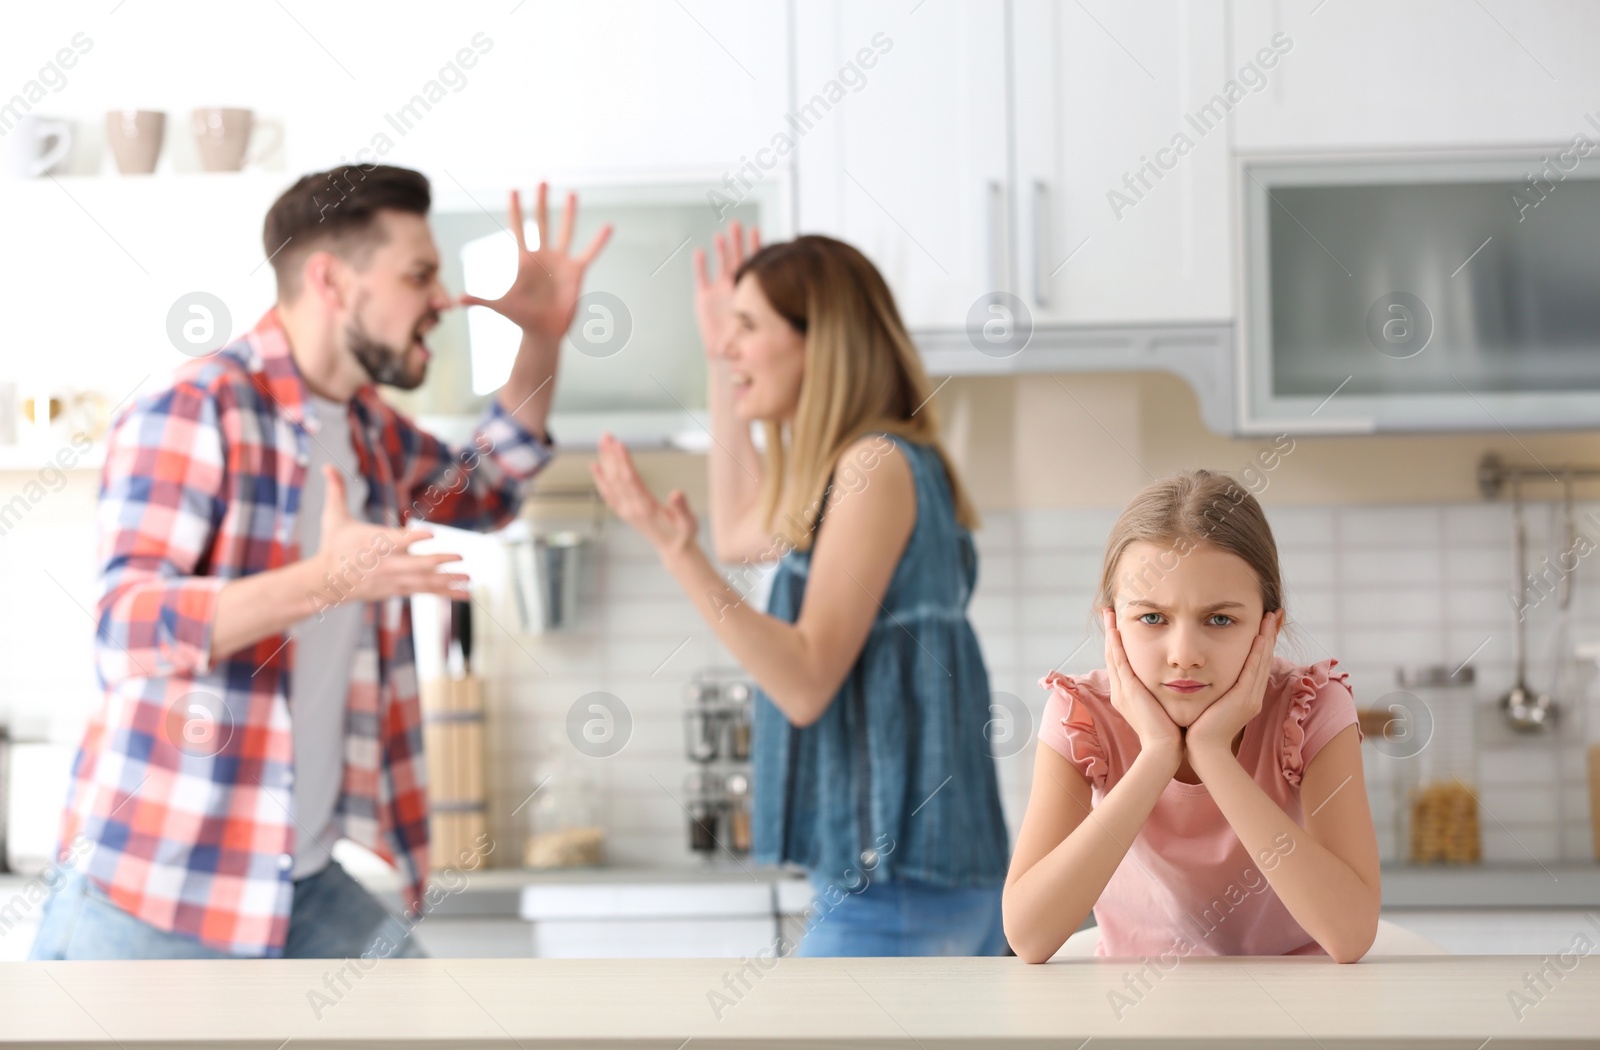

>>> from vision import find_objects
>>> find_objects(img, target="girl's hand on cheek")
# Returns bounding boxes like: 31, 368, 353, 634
1187, 609, 1283, 761
1102, 607, 1183, 771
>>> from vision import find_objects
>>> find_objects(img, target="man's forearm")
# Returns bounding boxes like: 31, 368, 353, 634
209, 557, 325, 663
497, 331, 558, 443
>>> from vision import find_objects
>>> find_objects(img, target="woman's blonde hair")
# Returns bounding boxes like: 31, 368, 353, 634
735, 235, 979, 550
1095, 469, 1283, 615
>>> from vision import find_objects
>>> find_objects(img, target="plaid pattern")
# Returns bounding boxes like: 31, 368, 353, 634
59, 307, 551, 956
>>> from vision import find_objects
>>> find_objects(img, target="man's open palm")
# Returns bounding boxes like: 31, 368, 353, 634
458, 182, 612, 343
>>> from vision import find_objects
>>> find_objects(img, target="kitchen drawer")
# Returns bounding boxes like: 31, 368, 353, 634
520, 881, 775, 921
411, 918, 534, 959
1383, 908, 1600, 955
531, 917, 778, 959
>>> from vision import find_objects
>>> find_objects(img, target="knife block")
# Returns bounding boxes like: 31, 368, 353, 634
420, 671, 488, 871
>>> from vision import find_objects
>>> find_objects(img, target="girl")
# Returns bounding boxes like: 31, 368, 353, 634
1003, 470, 1380, 963
591, 227, 1010, 956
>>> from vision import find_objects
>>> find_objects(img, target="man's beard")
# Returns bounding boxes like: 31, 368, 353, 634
346, 310, 431, 391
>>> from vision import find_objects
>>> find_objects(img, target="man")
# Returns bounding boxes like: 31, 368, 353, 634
31, 165, 609, 959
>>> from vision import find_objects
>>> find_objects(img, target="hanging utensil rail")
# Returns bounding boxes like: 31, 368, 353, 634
1479, 453, 1600, 500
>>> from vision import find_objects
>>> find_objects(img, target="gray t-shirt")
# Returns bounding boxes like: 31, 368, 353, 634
287, 394, 370, 879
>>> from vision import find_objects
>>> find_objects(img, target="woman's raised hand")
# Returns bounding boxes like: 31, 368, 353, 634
590, 433, 699, 560
1101, 606, 1184, 768
692, 221, 760, 359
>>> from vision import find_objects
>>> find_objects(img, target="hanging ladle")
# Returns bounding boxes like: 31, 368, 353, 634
1501, 475, 1556, 732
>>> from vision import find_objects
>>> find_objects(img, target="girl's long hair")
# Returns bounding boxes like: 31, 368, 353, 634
735, 235, 979, 550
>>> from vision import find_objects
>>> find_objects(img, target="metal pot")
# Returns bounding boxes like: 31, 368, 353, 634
508, 530, 585, 633
0, 723, 9, 873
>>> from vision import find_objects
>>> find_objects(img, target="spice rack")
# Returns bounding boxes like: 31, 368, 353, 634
682, 669, 754, 858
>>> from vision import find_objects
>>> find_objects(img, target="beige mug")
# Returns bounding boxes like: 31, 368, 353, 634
191, 108, 283, 172
105, 110, 165, 174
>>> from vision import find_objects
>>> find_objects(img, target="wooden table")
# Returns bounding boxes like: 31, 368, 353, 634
2, 956, 1595, 1048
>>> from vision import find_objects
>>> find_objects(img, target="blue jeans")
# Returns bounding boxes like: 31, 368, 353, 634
795, 874, 1008, 957
28, 861, 428, 960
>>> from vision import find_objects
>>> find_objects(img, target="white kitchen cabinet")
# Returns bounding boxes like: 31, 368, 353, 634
791, 1, 1010, 330
796, 0, 1232, 336
1011, 0, 1234, 324
271, 1, 795, 181
1230, 0, 1600, 151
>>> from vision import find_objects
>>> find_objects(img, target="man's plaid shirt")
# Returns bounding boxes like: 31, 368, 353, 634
59, 307, 550, 955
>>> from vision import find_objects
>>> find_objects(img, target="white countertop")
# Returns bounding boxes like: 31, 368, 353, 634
310, 860, 1600, 914
4, 862, 1594, 920
2, 956, 1592, 1046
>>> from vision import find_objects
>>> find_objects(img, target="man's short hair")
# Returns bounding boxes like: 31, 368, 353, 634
263, 164, 431, 300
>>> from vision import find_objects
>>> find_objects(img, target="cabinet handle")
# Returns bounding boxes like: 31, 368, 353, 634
985, 180, 1004, 293
1032, 179, 1050, 308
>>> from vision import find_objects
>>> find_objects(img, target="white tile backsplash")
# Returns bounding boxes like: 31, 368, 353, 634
1480, 747, 1563, 786
1338, 506, 1443, 548
1478, 785, 1563, 825
1018, 552, 1104, 591
1341, 548, 1445, 587
1278, 547, 1339, 587
1482, 826, 1563, 864
1443, 552, 1512, 592
1443, 504, 1515, 546
1282, 586, 1338, 625
1014, 507, 1119, 551
1341, 588, 1443, 626
1263, 506, 1336, 549
1017, 592, 1095, 633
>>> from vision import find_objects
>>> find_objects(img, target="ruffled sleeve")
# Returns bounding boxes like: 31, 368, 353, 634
1037, 670, 1111, 790
1280, 657, 1359, 786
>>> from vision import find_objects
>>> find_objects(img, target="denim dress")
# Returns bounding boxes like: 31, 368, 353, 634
749, 433, 1010, 903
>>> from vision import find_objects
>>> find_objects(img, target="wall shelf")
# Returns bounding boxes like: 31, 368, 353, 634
0, 443, 105, 474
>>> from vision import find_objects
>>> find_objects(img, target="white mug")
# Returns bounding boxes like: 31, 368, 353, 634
3, 114, 73, 178
0, 381, 17, 445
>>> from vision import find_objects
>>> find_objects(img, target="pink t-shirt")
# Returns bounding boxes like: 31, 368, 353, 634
1037, 656, 1361, 957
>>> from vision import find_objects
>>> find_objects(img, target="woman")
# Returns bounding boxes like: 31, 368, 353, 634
590, 226, 1009, 956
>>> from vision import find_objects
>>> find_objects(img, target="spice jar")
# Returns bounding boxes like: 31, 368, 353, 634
1398, 664, 1481, 864
724, 680, 752, 761
684, 681, 721, 763
724, 771, 752, 854
685, 770, 724, 853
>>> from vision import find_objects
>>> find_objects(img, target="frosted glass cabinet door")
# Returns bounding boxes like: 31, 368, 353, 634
792, 1, 1010, 331
1011, 0, 1233, 324
1242, 157, 1600, 432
